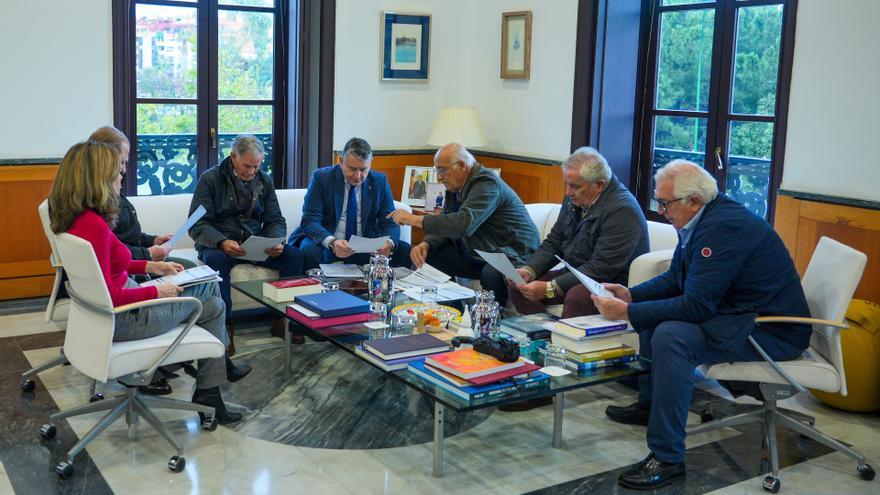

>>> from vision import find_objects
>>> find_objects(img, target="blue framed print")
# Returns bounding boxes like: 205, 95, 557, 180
381, 12, 430, 81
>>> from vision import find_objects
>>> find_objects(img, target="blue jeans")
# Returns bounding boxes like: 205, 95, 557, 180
114, 280, 227, 389
636, 321, 802, 463
299, 237, 412, 270
198, 245, 304, 313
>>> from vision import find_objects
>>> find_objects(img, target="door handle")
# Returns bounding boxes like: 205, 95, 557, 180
210, 128, 217, 149
714, 147, 725, 171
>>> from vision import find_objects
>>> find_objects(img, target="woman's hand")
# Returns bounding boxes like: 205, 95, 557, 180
147, 261, 184, 276
156, 283, 182, 298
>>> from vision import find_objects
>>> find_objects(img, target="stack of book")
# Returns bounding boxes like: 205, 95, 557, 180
263, 278, 322, 302
407, 348, 549, 402
285, 290, 372, 329
499, 312, 555, 341
546, 315, 637, 371
355, 333, 450, 371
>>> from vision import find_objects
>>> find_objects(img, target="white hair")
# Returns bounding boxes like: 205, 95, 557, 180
231, 134, 265, 158
561, 147, 612, 183
654, 159, 718, 204
437, 142, 477, 168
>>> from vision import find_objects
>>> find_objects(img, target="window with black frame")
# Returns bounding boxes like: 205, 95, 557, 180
636, 0, 794, 220
121, 0, 285, 196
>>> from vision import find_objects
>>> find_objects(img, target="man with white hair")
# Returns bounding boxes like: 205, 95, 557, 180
507, 147, 649, 319
388, 143, 540, 307
593, 160, 811, 490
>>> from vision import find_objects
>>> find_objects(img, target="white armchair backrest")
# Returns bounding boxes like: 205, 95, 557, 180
647, 221, 677, 251
525, 203, 562, 240
38, 200, 60, 264
801, 236, 866, 396
54, 233, 116, 381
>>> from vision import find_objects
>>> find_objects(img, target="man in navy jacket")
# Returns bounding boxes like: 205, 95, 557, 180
592, 160, 811, 490
288, 137, 411, 269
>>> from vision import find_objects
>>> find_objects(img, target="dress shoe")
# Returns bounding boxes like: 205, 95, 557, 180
618, 453, 685, 490
498, 396, 553, 412
605, 401, 651, 426
226, 355, 252, 383
137, 377, 172, 396
192, 386, 242, 425
226, 321, 236, 357
270, 316, 286, 338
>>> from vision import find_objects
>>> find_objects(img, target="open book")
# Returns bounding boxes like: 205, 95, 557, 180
139, 265, 222, 288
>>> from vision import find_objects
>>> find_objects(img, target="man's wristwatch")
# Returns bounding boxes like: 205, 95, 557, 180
329, 239, 337, 251
545, 281, 556, 299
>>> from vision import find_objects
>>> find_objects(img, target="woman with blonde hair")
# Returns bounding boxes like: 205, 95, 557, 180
49, 140, 245, 424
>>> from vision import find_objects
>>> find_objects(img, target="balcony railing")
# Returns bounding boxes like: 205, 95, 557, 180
653, 148, 771, 218
135, 133, 273, 196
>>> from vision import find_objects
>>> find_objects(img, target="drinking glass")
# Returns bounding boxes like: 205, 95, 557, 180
543, 343, 567, 368
307, 268, 324, 282
321, 281, 340, 292
370, 302, 388, 323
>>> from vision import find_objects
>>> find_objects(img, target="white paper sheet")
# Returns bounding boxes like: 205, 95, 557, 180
140, 265, 221, 288
474, 249, 524, 284
554, 255, 612, 297
401, 283, 475, 302
162, 205, 206, 249
319, 263, 364, 278
235, 236, 285, 262
396, 263, 450, 288
348, 235, 389, 253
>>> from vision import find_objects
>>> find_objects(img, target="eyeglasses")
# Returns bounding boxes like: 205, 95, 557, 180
433, 161, 459, 177
656, 197, 684, 212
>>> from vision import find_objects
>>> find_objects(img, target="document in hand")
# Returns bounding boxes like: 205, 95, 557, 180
162, 205, 206, 249
554, 255, 612, 297
139, 265, 221, 288
348, 235, 390, 253
474, 250, 524, 284
235, 236, 285, 262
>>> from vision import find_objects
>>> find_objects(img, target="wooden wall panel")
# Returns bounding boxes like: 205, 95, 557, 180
368, 154, 434, 201
775, 194, 880, 303
0, 165, 57, 300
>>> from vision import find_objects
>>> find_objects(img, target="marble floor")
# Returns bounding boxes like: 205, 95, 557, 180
0, 310, 878, 495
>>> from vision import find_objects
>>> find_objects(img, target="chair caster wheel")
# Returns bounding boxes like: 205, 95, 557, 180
21, 379, 36, 393
89, 393, 104, 403
168, 455, 186, 472
858, 463, 875, 481
201, 415, 218, 431
56, 461, 74, 479
40, 424, 57, 440
762, 476, 780, 493
700, 409, 714, 423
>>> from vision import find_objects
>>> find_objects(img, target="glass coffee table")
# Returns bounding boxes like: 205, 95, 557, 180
233, 279, 647, 477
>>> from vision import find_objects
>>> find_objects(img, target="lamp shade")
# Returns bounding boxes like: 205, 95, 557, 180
427, 106, 487, 147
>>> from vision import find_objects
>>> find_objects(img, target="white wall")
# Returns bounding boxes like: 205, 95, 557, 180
333, 0, 578, 160
781, 0, 880, 202
0, 0, 113, 159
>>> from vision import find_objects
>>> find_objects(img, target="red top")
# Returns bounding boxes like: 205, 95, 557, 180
67, 209, 158, 306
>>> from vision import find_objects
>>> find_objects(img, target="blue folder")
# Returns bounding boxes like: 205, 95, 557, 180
295, 291, 371, 318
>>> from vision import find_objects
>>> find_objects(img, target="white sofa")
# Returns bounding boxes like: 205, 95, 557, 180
128, 189, 412, 312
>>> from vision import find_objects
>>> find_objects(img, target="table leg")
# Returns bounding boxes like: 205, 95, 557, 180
284, 319, 291, 373
433, 401, 445, 478
552, 392, 564, 448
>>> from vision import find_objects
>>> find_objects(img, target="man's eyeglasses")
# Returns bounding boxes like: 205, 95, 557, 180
656, 197, 684, 211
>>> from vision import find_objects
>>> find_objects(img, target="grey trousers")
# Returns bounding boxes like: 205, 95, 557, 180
114, 280, 228, 389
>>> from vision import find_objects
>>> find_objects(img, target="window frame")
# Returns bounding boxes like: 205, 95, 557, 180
112, 0, 297, 195
633, 0, 798, 223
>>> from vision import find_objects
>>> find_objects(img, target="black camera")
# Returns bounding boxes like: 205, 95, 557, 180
472, 336, 520, 363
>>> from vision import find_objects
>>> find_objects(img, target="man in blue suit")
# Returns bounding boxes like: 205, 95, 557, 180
288, 137, 411, 269
592, 160, 811, 490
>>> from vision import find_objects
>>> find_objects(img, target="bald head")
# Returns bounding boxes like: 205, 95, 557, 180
433, 142, 476, 192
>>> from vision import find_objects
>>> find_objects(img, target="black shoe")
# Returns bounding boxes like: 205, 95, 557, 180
618, 453, 685, 490
226, 355, 252, 383
605, 401, 651, 426
498, 396, 554, 412
138, 377, 172, 396
192, 386, 242, 425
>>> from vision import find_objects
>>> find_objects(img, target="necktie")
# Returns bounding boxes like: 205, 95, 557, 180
345, 185, 358, 240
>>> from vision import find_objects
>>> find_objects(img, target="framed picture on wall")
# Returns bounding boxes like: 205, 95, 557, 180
381, 12, 431, 80
401, 166, 436, 207
501, 11, 532, 80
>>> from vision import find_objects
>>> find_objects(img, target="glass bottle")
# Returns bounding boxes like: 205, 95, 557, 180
471, 290, 500, 338
368, 254, 394, 310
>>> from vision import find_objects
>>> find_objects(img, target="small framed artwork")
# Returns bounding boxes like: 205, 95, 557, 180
426, 182, 446, 211
501, 11, 532, 80
402, 166, 436, 207
381, 11, 431, 81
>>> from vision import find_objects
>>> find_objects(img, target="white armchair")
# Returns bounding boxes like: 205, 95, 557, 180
687, 237, 875, 492
40, 233, 226, 479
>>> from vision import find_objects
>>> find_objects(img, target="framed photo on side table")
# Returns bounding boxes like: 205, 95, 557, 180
381, 12, 431, 80
401, 166, 436, 207
501, 11, 532, 80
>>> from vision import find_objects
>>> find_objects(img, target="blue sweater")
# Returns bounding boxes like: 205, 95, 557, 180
628, 195, 811, 357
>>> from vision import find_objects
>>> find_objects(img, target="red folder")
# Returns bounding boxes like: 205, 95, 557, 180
285, 305, 372, 329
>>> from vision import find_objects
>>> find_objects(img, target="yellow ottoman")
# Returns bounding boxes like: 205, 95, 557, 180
812, 299, 880, 412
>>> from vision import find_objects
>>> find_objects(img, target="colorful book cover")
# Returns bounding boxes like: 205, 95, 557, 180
354, 346, 446, 372
285, 304, 372, 329
408, 360, 550, 402
569, 354, 637, 372
566, 345, 635, 363
425, 348, 525, 379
